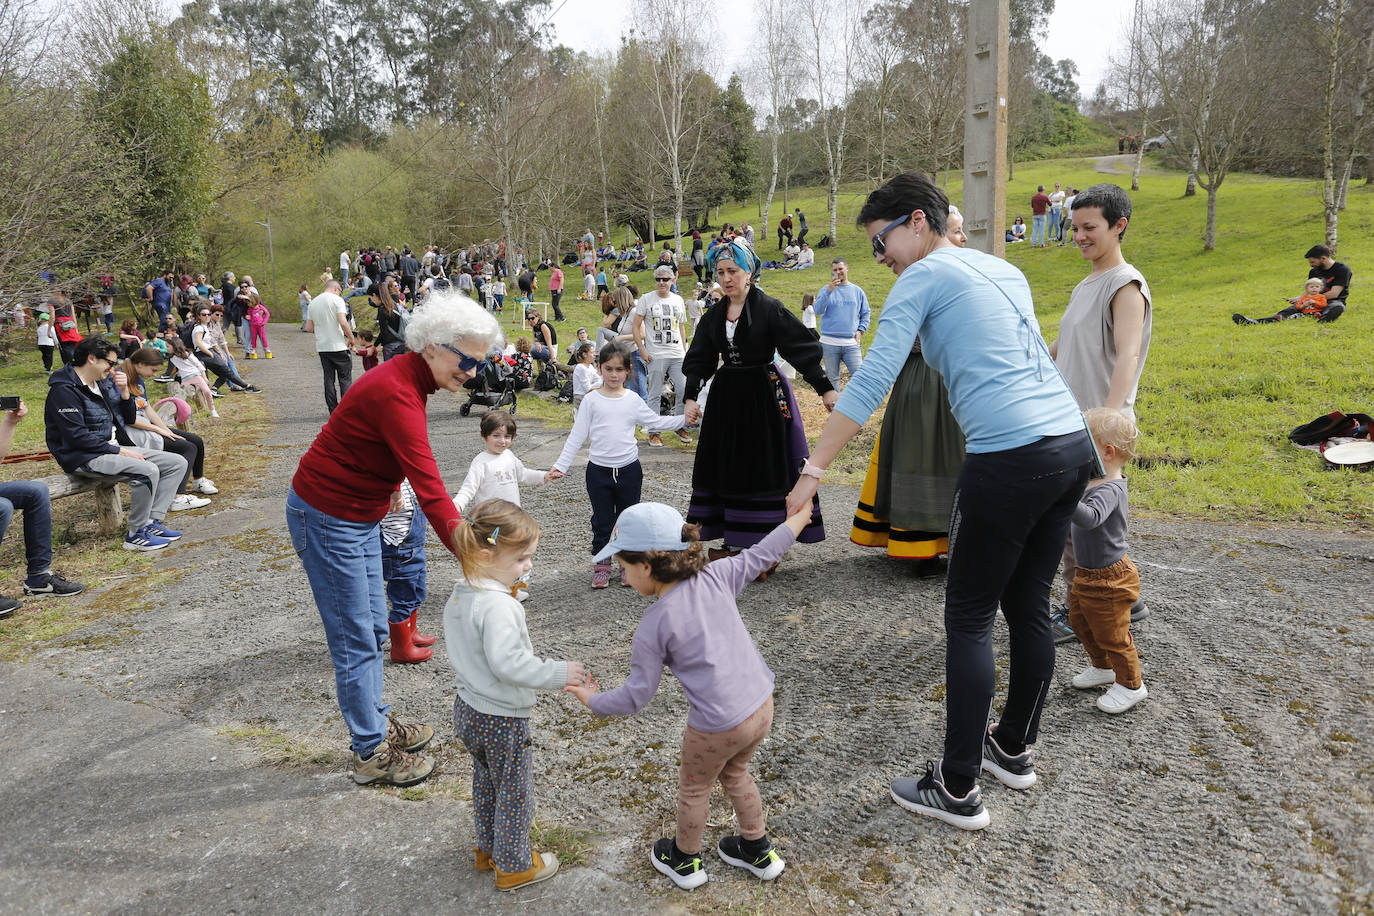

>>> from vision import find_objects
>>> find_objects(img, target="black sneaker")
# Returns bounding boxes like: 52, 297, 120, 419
0, 596, 20, 618
890, 759, 990, 831
153, 375, 174, 384
980, 725, 1037, 790
1130, 598, 1151, 623
1049, 604, 1076, 644
1231, 313, 1257, 326
23, 573, 85, 597
650, 837, 707, 890
716, 835, 786, 880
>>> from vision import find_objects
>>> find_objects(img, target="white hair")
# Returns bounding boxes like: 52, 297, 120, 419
404, 291, 503, 353
948, 205, 962, 217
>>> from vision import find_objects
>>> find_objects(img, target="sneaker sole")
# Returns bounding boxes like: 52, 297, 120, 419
716, 845, 786, 880
352, 762, 434, 787
1072, 672, 1117, 689
650, 849, 708, 889
23, 587, 85, 597
980, 756, 1037, 790
890, 786, 990, 831
498, 863, 560, 892
123, 541, 169, 551
1097, 689, 1148, 715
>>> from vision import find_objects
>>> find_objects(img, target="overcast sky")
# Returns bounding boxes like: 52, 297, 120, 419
546, 0, 1133, 103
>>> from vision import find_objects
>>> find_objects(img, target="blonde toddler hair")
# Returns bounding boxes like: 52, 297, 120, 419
453, 499, 540, 586
1084, 407, 1139, 461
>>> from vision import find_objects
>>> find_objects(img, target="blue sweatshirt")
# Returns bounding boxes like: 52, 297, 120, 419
813, 282, 870, 340
835, 246, 1083, 453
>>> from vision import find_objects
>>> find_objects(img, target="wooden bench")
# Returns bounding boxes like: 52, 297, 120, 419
40, 473, 124, 535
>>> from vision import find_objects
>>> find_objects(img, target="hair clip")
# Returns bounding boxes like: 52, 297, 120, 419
486, 526, 499, 546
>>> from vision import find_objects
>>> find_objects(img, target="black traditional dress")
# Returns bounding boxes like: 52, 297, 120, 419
683, 285, 833, 547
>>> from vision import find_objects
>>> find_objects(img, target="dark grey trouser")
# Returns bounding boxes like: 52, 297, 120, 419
320, 350, 354, 413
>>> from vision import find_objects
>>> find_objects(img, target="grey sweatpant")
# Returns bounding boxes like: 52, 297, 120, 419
643, 356, 685, 416
80, 450, 187, 533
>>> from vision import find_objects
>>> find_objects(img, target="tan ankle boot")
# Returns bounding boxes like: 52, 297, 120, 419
495, 851, 560, 891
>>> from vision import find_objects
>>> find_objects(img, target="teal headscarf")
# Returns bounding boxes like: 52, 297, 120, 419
706, 238, 760, 278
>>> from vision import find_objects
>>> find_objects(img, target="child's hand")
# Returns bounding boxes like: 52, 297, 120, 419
784, 501, 813, 537
565, 661, 587, 685
545, 469, 564, 483
564, 679, 599, 707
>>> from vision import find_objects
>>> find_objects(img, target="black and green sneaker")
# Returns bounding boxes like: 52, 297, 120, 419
650, 837, 707, 890
717, 834, 786, 880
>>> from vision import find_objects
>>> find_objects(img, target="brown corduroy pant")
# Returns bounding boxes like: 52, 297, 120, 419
1069, 555, 1143, 688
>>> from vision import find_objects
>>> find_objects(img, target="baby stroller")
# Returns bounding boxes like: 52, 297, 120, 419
459, 355, 518, 416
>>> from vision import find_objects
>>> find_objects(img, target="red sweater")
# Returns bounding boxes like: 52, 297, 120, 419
292, 351, 461, 555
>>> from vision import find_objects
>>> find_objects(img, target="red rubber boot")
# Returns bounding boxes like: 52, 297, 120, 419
389, 618, 432, 664
410, 611, 436, 648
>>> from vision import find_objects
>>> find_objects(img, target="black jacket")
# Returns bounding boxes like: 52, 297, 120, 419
44, 365, 137, 473
683, 285, 832, 401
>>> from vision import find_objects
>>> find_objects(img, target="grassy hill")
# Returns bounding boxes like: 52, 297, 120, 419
246, 155, 1374, 526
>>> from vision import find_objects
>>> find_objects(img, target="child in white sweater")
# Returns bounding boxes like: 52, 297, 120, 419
546, 341, 686, 588
454, 410, 547, 513
444, 498, 586, 892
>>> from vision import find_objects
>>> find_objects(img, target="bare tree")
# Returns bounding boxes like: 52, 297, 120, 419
634, 0, 717, 250
800, 0, 864, 243
1143, 0, 1272, 250
753, 0, 798, 239
1314, 0, 1374, 250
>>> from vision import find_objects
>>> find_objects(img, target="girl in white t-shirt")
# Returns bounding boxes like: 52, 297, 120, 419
546, 341, 687, 589
169, 338, 220, 418
569, 342, 601, 409
35, 312, 56, 372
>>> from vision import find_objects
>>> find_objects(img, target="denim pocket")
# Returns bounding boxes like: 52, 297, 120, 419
285, 502, 308, 557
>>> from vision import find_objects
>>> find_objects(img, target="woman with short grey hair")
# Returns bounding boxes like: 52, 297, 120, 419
287, 291, 499, 790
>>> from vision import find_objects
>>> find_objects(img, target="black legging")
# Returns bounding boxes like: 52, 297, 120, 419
159, 430, 205, 491
941, 430, 1092, 782
199, 353, 248, 389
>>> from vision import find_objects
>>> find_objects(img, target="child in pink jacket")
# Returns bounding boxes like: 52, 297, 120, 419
247, 292, 272, 358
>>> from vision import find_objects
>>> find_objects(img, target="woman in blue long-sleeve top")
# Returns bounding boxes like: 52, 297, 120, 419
785, 173, 1094, 832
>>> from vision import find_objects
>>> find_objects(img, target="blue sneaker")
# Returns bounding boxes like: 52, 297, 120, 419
1050, 604, 1076, 645
123, 525, 172, 551
147, 520, 182, 541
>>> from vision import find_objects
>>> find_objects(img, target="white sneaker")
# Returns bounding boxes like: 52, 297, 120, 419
192, 477, 219, 494
1072, 665, 1117, 689
1097, 682, 1148, 714
169, 493, 211, 511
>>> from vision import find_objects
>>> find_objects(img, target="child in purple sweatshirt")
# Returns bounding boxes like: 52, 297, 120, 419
565, 500, 811, 891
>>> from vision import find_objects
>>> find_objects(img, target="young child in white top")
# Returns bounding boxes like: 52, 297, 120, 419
569, 342, 601, 408
546, 341, 686, 589
442, 498, 586, 892
168, 338, 219, 417
454, 410, 547, 513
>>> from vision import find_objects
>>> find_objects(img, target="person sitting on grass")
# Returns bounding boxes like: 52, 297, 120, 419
0, 399, 85, 618
1233, 245, 1351, 324
44, 336, 187, 552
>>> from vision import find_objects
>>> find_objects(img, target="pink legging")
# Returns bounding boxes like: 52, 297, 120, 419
250, 324, 269, 353
182, 373, 214, 405
675, 696, 774, 854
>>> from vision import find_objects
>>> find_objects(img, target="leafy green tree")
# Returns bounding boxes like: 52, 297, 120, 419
717, 75, 759, 204
92, 34, 215, 275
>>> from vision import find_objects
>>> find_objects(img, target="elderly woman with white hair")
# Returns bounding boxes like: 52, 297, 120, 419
287, 292, 501, 789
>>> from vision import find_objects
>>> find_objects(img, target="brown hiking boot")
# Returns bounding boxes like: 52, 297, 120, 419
351, 739, 434, 787
495, 851, 560, 891
475, 848, 494, 872
387, 715, 434, 754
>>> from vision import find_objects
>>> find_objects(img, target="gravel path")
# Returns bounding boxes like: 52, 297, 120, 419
4, 324, 1372, 914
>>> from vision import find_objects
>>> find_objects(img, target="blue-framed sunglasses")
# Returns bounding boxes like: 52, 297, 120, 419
870, 214, 910, 257
441, 343, 482, 371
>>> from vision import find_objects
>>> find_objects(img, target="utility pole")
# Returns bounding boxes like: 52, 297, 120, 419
255, 217, 279, 310
963, 0, 1008, 257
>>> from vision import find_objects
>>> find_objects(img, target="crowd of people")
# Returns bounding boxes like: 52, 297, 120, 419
266, 173, 1186, 898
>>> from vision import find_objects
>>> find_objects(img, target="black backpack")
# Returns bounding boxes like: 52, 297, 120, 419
178, 321, 197, 351
534, 362, 563, 392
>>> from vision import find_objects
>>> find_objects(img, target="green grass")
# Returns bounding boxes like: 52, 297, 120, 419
264, 156, 1373, 525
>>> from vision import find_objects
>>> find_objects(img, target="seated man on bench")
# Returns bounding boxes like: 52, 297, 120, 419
1233, 244, 1351, 325
0, 400, 84, 618
44, 336, 187, 552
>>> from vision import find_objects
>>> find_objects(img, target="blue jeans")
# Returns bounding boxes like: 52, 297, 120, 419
285, 487, 389, 756
1031, 214, 1047, 246
381, 508, 427, 625
822, 341, 864, 385
1048, 209, 1061, 241
628, 352, 649, 400
0, 480, 53, 582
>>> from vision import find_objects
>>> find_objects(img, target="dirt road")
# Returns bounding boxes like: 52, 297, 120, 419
3, 324, 1371, 914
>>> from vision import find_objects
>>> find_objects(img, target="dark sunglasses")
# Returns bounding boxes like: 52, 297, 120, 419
441, 343, 482, 371
870, 214, 911, 257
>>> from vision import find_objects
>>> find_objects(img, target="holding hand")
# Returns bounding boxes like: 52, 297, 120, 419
821, 390, 838, 412
545, 469, 564, 483
785, 475, 819, 518
564, 678, 600, 707
565, 661, 587, 685
784, 500, 814, 537
684, 400, 701, 426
